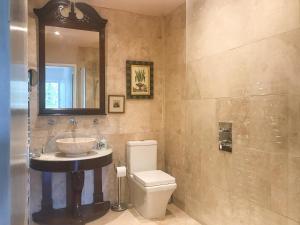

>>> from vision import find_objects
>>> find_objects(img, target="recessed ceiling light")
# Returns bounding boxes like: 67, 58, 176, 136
54, 31, 60, 36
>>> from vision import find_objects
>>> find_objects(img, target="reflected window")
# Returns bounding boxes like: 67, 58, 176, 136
45, 65, 74, 108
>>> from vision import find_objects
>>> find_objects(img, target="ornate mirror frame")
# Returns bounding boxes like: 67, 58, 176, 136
34, 0, 107, 115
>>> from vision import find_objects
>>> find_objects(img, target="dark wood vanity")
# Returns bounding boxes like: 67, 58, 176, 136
31, 0, 112, 224
30, 150, 112, 225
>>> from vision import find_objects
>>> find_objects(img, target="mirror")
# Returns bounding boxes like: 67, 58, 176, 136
34, 0, 107, 115
45, 27, 99, 109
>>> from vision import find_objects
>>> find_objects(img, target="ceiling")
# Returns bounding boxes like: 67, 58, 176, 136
83, 0, 186, 16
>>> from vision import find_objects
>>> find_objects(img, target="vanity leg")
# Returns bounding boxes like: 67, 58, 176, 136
93, 168, 103, 203
66, 173, 72, 210
41, 172, 53, 211
70, 171, 85, 218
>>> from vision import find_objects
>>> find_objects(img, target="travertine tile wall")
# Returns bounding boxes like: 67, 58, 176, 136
165, 0, 300, 225
28, 0, 165, 215
163, 4, 186, 209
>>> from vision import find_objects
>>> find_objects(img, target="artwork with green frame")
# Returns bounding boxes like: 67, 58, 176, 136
126, 60, 153, 99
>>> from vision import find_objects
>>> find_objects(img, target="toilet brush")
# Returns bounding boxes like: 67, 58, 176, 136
111, 166, 127, 212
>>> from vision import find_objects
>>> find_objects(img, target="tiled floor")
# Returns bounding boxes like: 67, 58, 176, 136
87, 204, 202, 225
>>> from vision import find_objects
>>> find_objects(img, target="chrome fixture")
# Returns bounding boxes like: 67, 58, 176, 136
41, 146, 45, 154
93, 118, 99, 125
69, 117, 77, 126
47, 118, 56, 125
111, 163, 127, 212
219, 122, 232, 152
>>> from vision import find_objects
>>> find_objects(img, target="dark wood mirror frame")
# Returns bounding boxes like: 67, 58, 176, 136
34, 0, 107, 115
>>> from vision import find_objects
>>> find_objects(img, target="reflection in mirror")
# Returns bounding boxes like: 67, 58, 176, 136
45, 26, 99, 109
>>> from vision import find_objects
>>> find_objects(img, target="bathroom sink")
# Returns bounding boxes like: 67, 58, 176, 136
56, 137, 97, 156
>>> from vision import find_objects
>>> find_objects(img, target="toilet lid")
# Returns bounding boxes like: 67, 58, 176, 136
133, 170, 176, 187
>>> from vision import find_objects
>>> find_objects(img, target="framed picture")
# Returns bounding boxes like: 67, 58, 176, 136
108, 95, 125, 113
126, 60, 153, 99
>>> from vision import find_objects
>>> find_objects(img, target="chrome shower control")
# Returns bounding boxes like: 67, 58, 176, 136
219, 122, 232, 152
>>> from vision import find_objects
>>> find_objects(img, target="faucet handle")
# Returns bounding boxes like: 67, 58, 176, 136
41, 146, 45, 154
29, 152, 41, 158
96, 139, 101, 150
93, 118, 99, 125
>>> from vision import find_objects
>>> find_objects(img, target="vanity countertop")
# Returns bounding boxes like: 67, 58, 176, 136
30, 149, 113, 172
32, 149, 112, 162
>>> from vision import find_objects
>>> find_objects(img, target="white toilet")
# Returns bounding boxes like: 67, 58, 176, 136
127, 140, 177, 219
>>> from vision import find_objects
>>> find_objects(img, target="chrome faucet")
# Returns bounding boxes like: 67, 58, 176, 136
69, 117, 77, 126
69, 117, 78, 132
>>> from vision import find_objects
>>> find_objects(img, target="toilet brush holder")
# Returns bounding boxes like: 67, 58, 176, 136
111, 166, 127, 212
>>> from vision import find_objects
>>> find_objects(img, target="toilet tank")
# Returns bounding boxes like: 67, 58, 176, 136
127, 140, 157, 174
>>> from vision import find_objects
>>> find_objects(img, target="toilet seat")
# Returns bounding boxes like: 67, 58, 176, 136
133, 170, 175, 187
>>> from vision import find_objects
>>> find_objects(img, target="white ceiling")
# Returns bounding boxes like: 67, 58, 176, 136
83, 0, 186, 16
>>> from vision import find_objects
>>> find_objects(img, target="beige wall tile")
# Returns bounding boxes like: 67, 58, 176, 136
164, 4, 186, 37
164, 3, 187, 212
289, 95, 300, 158
186, 0, 300, 61
184, 61, 201, 100
270, 153, 288, 215
248, 95, 288, 154
288, 156, 300, 222
183, 0, 300, 224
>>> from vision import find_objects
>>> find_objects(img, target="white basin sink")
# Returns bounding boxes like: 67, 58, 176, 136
56, 137, 97, 156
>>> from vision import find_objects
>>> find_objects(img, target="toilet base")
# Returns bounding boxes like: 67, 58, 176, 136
130, 176, 176, 219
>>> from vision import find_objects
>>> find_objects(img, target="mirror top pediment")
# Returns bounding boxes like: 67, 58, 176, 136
34, 0, 107, 31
